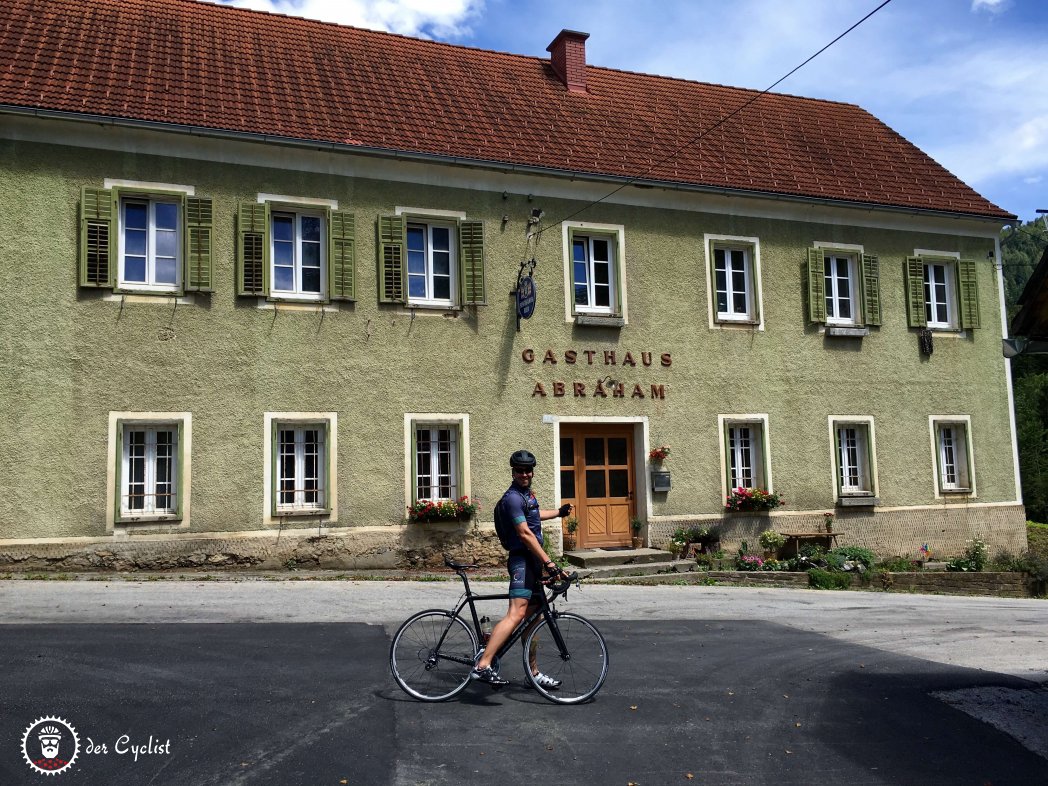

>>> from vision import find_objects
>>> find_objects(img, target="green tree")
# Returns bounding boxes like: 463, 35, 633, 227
1015, 373, 1048, 523
1001, 218, 1048, 523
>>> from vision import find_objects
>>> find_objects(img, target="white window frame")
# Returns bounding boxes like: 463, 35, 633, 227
929, 416, 975, 496
403, 413, 471, 509
705, 234, 762, 329
824, 253, 858, 325
718, 414, 772, 500
106, 411, 192, 532
117, 196, 183, 292
828, 417, 877, 498
561, 221, 628, 323
571, 233, 617, 315
275, 424, 326, 513
406, 220, 458, 307
269, 210, 327, 300
263, 412, 338, 525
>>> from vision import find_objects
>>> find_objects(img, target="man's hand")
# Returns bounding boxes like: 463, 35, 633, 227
557, 503, 572, 518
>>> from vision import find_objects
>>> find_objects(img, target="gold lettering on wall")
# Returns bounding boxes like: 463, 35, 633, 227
522, 349, 672, 400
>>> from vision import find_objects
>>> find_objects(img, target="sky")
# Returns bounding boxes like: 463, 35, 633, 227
213, 0, 1048, 224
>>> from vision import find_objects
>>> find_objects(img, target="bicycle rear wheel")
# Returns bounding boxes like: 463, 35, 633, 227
522, 612, 608, 704
390, 609, 477, 701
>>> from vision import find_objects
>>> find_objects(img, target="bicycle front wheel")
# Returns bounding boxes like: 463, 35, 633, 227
390, 609, 477, 701
522, 612, 608, 704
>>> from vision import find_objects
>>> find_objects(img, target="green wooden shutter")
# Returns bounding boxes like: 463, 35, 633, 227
185, 197, 214, 293
904, 256, 927, 328
80, 186, 115, 289
455, 423, 466, 500
613, 238, 624, 317
723, 424, 734, 491
175, 420, 186, 519
409, 419, 420, 505
757, 423, 769, 490
832, 425, 843, 497
270, 419, 281, 517
321, 420, 333, 513
458, 219, 486, 305
114, 418, 126, 522
860, 254, 881, 326
328, 210, 356, 301
750, 252, 762, 325
237, 201, 269, 296
378, 215, 406, 303
957, 259, 981, 329
806, 247, 827, 323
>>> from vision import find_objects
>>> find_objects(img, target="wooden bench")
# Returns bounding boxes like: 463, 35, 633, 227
780, 532, 842, 558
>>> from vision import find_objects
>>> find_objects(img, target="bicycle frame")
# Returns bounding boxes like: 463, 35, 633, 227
440, 568, 569, 666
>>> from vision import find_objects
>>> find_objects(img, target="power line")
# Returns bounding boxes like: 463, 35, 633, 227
532, 0, 895, 237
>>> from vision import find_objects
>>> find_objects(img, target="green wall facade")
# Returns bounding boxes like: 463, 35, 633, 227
0, 130, 1023, 559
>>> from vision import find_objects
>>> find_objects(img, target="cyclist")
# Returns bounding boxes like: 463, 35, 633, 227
471, 449, 572, 687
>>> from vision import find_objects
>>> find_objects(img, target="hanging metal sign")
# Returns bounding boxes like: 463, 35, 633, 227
516, 274, 537, 320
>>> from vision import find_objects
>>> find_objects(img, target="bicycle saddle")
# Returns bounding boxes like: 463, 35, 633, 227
443, 555, 478, 570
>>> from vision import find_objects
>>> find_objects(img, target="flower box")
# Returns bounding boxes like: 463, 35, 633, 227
407, 496, 478, 523
724, 487, 784, 512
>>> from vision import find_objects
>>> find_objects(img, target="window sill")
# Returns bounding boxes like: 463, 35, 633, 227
104, 292, 196, 305
275, 508, 332, 518
116, 514, 182, 524
837, 495, 879, 507
826, 326, 869, 338
257, 298, 339, 312
939, 488, 973, 495
574, 314, 625, 328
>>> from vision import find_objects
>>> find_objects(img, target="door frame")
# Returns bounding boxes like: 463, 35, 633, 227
548, 416, 651, 547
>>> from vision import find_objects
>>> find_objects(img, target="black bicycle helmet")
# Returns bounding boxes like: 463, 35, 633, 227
509, 449, 537, 469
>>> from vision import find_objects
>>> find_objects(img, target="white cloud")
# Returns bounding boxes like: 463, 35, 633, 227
971, 0, 1011, 14
214, 0, 484, 38
1023, 175, 1043, 185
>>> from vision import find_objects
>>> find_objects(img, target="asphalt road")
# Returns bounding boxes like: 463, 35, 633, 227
1, 579, 1046, 785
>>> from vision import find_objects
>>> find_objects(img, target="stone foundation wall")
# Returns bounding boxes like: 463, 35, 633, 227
648, 503, 1029, 561
0, 521, 546, 573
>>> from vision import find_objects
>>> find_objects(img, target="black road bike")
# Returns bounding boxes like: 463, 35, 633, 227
389, 555, 609, 705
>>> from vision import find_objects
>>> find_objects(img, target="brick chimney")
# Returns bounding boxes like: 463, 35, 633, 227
546, 29, 589, 93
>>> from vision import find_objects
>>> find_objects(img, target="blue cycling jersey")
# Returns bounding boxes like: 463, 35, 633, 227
497, 482, 542, 554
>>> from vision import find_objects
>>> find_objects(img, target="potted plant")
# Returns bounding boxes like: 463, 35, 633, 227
563, 517, 579, 551
758, 529, 787, 558
648, 445, 671, 463
823, 512, 834, 533
630, 518, 644, 549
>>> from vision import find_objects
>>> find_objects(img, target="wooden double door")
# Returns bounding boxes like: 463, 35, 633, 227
559, 425, 636, 549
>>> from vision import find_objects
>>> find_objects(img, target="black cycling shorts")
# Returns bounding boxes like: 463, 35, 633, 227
507, 552, 542, 601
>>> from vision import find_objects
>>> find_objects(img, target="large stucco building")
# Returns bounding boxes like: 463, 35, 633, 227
0, 0, 1027, 570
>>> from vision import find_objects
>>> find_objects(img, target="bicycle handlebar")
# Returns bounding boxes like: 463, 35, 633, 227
544, 570, 580, 598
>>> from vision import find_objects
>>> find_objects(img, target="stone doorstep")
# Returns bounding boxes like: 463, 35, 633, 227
563, 548, 674, 568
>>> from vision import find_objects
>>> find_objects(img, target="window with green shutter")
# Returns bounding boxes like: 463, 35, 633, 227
79, 184, 212, 295
378, 213, 485, 308
723, 420, 768, 491
806, 247, 880, 327
238, 200, 355, 303
904, 255, 980, 331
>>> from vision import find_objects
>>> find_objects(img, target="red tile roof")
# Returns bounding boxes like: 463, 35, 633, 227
0, 0, 1012, 219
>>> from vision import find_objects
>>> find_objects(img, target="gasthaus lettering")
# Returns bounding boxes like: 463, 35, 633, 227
522, 348, 671, 399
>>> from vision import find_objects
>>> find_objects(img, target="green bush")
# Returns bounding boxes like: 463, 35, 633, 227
946, 537, 988, 572
808, 568, 852, 590
1027, 522, 1048, 559
829, 545, 876, 571
877, 556, 919, 572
